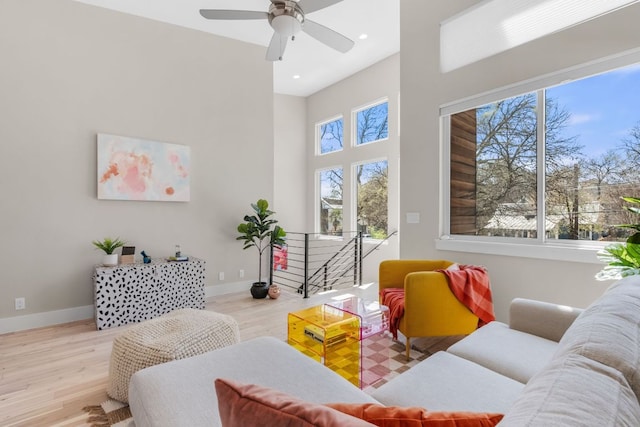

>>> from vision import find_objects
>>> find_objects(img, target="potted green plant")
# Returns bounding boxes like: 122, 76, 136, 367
596, 197, 640, 280
92, 237, 126, 266
237, 199, 286, 298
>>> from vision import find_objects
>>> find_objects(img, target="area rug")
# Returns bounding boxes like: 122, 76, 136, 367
361, 332, 465, 391
83, 399, 134, 427
83, 333, 463, 426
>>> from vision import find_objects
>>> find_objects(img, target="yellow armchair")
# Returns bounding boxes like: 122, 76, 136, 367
379, 260, 479, 359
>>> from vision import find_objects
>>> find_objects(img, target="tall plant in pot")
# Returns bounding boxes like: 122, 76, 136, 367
92, 237, 126, 266
596, 197, 640, 280
237, 199, 286, 299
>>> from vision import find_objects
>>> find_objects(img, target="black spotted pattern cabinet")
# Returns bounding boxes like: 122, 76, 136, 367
93, 258, 206, 330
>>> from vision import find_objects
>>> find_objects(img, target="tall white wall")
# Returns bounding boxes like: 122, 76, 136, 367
400, 1, 640, 320
0, 0, 275, 329
274, 94, 307, 233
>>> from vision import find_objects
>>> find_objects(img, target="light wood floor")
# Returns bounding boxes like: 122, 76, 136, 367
0, 284, 378, 426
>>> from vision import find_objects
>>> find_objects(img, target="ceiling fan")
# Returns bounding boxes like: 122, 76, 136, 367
200, 0, 355, 61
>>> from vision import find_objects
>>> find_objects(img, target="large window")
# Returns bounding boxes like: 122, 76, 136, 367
447, 63, 640, 244
355, 160, 388, 239
319, 168, 343, 236
315, 98, 393, 240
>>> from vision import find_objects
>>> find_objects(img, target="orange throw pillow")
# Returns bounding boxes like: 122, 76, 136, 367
326, 403, 503, 427
214, 378, 374, 427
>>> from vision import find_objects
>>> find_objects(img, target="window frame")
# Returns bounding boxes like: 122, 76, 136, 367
352, 98, 390, 148
438, 47, 640, 264
316, 115, 344, 156
316, 166, 344, 238
351, 157, 389, 241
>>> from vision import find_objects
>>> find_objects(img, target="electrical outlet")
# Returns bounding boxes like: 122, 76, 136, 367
218, 272, 225, 281
15, 297, 25, 310
239, 269, 244, 278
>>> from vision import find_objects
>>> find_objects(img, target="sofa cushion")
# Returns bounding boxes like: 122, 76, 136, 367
370, 352, 524, 414
214, 378, 373, 426
553, 276, 640, 398
498, 354, 640, 426
447, 321, 558, 384
326, 403, 503, 426
129, 336, 378, 427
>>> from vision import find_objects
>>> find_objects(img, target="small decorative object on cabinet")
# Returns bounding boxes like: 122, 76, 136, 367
236, 199, 286, 298
141, 251, 151, 264
120, 246, 135, 264
92, 237, 126, 267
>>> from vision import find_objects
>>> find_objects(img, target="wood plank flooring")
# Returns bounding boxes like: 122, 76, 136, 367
0, 284, 378, 426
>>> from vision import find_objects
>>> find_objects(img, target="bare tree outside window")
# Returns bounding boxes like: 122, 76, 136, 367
356, 102, 388, 145
319, 118, 343, 154
319, 168, 343, 235
450, 63, 640, 242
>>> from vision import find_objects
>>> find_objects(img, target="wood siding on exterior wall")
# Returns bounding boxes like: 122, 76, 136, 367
450, 110, 477, 235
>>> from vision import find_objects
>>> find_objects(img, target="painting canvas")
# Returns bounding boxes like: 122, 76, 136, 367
97, 134, 190, 201
273, 245, 288, 271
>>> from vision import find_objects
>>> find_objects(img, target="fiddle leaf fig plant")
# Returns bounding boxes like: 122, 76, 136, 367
237, 199, 286, 286
92, 237, 126, 255
596, 197, 640, 281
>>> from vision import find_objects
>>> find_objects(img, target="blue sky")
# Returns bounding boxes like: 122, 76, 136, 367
548, 63, 640, 157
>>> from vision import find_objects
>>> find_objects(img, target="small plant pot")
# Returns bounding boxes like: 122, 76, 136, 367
250, 282, 269, 299
268, 284, 281, 299
103, 254, 118, 267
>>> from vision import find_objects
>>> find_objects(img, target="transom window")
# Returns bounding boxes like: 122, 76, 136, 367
355, 101, 388, 146
318, 117, 343, 155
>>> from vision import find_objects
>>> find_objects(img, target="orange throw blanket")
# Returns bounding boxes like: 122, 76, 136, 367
438, 265, 495, 327
380, 288, 404, 339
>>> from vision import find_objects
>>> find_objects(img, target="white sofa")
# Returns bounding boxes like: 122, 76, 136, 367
129, 275, 640, 426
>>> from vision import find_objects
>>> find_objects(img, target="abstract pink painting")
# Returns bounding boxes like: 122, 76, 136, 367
97, 134, 190, 201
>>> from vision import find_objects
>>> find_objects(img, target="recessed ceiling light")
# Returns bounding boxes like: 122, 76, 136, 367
359, 34, 368, 40
293, 74, 301, 79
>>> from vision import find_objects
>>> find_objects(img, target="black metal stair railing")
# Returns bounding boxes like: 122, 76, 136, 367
269, 230, 398, 298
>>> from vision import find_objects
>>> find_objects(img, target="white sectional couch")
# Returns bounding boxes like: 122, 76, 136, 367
129, 275, 640, 426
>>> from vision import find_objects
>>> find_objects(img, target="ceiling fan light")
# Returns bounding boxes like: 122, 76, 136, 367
271, 14, 302, 37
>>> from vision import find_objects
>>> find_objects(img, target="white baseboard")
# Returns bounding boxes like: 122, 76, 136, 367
0, 305, 95, 335
0, 282, 249, 335
205, 281, 249, 298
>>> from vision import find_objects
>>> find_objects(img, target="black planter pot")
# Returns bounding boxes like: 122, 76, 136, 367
250, 282, 269, 299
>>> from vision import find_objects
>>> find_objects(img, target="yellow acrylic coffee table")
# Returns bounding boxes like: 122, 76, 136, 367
287, 305, 361, 387
288, 298, 390, 388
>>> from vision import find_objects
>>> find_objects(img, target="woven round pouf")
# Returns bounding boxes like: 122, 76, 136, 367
107, 308, 240, 403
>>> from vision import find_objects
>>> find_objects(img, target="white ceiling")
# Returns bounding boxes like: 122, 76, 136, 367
73, 0, 400, 97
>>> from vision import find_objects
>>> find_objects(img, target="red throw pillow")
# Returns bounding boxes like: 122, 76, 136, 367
214, 378, 374, 426
325, 402, 503, 427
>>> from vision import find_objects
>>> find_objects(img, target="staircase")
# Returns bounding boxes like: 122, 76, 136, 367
270, 231, 397, 298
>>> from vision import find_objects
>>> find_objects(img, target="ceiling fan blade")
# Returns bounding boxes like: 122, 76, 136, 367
199, 9, 268, 20
297, 0, 343, 14
302, 19, 354, 53
266, 32, 288, 61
